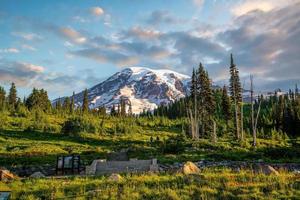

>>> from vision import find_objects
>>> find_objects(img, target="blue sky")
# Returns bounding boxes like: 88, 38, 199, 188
0, 0, 299, 99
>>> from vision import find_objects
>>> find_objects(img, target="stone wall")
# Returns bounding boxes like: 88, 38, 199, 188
86, 159, 158, 175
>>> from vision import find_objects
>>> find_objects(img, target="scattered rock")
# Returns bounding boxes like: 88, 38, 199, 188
261, 165, 280, 176
181, 161, 200, 175
108, 173, 123, 182
252, 164, 280, 175
30, 171, 45, 178
0, 169, 17, 181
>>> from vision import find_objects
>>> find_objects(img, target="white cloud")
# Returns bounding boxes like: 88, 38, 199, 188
21, 44, 36, 51
231, 0, 296, 16
59, 27, 87, 44
90, 7, 104, 16
193, 0, 205, 8
21, 62, 45, 73
11, 32, 42, 41
0, 48, 19, 53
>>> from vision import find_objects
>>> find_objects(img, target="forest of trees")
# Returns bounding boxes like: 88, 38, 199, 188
0, 54, 299, 143
154, 54, 300, 143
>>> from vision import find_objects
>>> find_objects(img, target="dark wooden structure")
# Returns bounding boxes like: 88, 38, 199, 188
56, 155, 81, 175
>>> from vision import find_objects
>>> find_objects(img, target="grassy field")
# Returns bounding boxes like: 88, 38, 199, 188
1, 129, 300, 167
1, 113, 300, 167
1, 168, 299, 199
1, 114, 300, 199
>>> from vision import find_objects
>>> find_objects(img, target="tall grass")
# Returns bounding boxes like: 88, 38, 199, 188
2, 168, 299, 199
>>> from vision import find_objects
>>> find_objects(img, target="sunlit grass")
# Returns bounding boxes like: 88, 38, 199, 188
1, 168, 299, 199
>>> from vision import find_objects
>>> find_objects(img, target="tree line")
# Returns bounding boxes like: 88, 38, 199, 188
1, 53, 299, 143
154, 54, 300, 143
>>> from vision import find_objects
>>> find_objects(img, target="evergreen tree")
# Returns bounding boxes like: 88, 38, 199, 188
70, 92, 75, 114
0, 86, 6, 110
229, 54, 242, 139
8, 82, 17, 109
63, 97, 71, 113
25, 88, 51, 112
197, 63, 215, 136
221, 85, 231, 122
55, 97, 62, 111
98, 106, 106, 116
190, 68, 197, 99
110, 104, 116, 116
82, 89, 89, 113
120, 98, 126, 116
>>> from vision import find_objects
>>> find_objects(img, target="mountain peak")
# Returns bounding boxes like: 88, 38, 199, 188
65, 67, 191, 114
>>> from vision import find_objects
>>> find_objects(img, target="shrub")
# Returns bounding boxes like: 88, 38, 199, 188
62, 116, 97, 135
162, 132, 187, 154
14, 105, 30, 117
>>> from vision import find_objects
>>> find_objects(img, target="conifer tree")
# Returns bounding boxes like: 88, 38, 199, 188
0, 86, 6, 110
8, 82, 17, 109
229, 54, 242, 139
55, 97, 62, 111
111, 104, 116, 116
82, 89, 89, 113
70, 92, 75, 114
25, 88, 51, 112
190, 68, 197, 99
221, 85, 231, 122
63, 97, 71, 113
120, 98, 126, 116
197, 63, 215, 136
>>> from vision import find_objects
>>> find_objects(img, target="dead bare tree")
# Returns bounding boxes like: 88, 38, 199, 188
250, 75, 255, 146
187, 98, 199, 140
250, 75, 262, 147
212, 119, 217, 143
233, 81, 240, 140
241, 81, 245, 142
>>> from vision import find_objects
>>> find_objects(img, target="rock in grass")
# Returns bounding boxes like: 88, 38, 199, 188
253, 164, 280, 176
181, 161, 200, 175
262, 165, 280, 176
30, 171, 46, 178
108, 173, 123, 182
0, 169, 17, 181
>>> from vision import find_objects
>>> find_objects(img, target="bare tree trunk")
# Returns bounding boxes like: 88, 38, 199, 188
194, 92, 199, 139
212, 119, 217, 143
187, 96, 199, 140
250, 76, 262, 148
234, 95, 240, 140
254, 96, 262, 139
233, 73, 240, 140
250, 75, 256, 147
241, 81, 245, 142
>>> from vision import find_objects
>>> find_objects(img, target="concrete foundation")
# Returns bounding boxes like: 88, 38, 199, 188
86, 159, 158, 175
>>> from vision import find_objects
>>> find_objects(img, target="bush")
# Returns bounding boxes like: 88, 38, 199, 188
62, 116, 97, 135
162, 133, 187, 154
14, 105, 30, 117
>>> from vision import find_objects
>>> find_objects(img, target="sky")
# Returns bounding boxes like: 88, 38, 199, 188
0, 0, 299, 99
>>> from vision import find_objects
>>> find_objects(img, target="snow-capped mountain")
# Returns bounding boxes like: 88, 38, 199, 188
63, 67, 191, 114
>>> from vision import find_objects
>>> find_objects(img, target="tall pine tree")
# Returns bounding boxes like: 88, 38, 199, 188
229, 54, 242, 140
0, 86, 6, 110
63, 97, 71, 113
221, 85, 231, 123
197, 63, 215, 137
8, 82, 17, 109
82, 89, 89, 113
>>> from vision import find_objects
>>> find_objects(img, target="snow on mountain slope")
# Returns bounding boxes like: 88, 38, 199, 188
68, 67, 191, 114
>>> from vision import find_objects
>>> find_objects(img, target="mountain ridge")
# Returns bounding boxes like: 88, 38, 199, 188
54, 67, 191, 114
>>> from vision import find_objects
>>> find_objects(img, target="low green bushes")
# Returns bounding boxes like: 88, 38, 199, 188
62, 116, 98, 135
